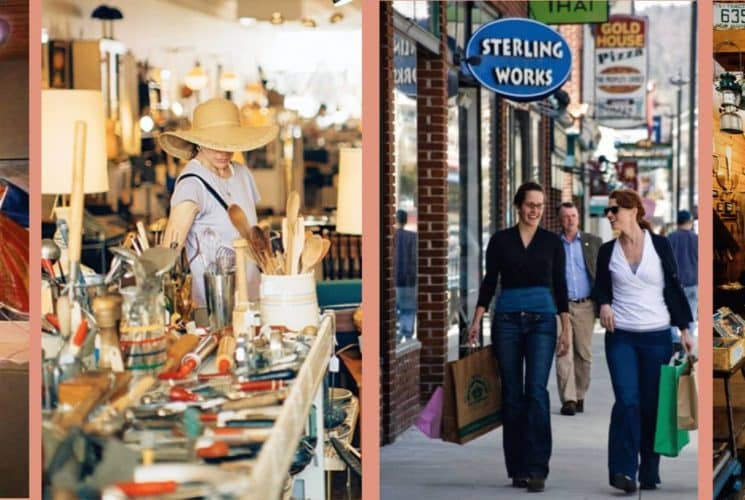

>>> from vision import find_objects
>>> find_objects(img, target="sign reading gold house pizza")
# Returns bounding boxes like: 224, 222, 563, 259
593, 15, 648, 126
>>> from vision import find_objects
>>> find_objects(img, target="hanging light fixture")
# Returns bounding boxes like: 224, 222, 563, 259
219, 71, 239, 92
718, 72, 743, 134
184, 61, 208, 91
301, 18, 317, 28
270, 12, 284, 25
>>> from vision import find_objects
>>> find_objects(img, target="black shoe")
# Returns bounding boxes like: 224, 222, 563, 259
560, 401, 577, 416
526, 476, 545, 492
640, 482, 658, 490
512, 478, 529, 488
576, 399, 584, 413
610, 473, 637, 493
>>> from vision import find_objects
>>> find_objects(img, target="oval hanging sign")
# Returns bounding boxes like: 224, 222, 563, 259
465, 18, 572, 102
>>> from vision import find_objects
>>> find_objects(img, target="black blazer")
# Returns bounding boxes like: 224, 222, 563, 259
592, 232, 693, 330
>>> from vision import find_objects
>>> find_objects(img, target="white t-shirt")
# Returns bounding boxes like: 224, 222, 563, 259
609, 230, 671, 332
171, 159, 261, 306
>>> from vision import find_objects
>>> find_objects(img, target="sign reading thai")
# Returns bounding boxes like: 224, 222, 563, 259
529, 1, 609, 25
593, 15, 648, 126
465, 18, 572, 102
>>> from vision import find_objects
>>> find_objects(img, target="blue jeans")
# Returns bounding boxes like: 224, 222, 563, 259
605, 328, 673, 485
492, 311, 556, 479
396, 286, 416, 341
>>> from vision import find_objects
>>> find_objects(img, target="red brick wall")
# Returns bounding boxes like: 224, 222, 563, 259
490, 1, 527, 17
380, 0, 397, 444
415, 5, 450, 406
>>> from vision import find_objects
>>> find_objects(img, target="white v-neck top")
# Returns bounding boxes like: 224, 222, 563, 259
609, 230, 670, 331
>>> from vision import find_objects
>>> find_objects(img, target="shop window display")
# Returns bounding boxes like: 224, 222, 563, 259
393, 32, 418, 344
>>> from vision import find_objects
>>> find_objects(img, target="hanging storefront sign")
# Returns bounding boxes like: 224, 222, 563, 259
715, 3, 745, 29
592, 15, 648, 127
465, 18, 572, 102
529, 1, 609, 25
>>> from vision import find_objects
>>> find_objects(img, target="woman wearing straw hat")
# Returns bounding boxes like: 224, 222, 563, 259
159, 98, 278, 307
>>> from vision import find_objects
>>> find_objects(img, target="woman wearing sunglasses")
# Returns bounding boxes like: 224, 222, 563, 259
468, 181, 570, 493
594, 189, 693, 494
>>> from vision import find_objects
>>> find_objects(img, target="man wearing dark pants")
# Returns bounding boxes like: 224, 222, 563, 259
556, 202, 602, 416
667, 210, 698, 346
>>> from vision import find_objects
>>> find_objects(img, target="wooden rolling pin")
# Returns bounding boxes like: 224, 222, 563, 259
217, 335, 236, 374
67, 121, 87, 291
233, 238, 249, 304
221, 390, 288, 411
162, 333, 201, 373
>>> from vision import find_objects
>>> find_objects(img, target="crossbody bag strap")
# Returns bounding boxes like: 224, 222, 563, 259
176, 173, 228, 210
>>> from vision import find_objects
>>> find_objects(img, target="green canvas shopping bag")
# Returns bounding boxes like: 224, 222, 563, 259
653, 353, 690, 457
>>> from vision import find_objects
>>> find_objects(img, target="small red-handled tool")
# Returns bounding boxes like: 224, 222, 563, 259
72, 319, 88, 348
115, 481, 178, 497
169, 386, 200, 402
42, 259, 56, 279
234, 380, 287, 392
44, 313, 60, 331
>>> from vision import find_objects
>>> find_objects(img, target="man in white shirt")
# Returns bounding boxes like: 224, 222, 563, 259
556, 203, 602, 416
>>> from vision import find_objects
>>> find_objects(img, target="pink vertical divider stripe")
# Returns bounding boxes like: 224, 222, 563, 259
29, 0, 41, 498
361, 1, 380, 498
699, 1, 713, 499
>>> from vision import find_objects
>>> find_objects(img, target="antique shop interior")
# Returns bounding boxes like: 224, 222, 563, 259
0, 1, 30, 498
40, 1, 362, 498
714, 25, 745, 498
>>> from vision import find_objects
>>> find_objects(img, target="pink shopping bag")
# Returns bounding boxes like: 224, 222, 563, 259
416, 386, 444, 438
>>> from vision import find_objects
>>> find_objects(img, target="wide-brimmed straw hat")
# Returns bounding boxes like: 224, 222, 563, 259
159, 98, 278, 160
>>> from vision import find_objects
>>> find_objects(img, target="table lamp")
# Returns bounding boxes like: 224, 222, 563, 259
335, 147, 362, 235
42, 90, 109, 289
335, 147, 363, 342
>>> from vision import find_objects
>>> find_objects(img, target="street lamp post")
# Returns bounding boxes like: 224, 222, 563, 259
670, 68, 688, 217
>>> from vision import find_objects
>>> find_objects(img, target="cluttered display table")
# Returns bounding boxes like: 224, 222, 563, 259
42, 186, 340, 498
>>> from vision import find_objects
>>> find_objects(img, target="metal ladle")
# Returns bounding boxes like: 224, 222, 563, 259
42, 239, 64, 282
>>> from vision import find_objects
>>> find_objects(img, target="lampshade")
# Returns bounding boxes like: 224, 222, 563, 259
185, 63, 208, 91
219, 71, 239, 92
41, 90, 109, 194
336, 147, 362, 235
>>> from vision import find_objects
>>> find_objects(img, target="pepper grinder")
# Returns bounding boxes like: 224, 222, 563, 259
92, 293, 124, 371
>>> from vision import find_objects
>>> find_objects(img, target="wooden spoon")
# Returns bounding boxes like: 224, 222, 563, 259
300, 236, 325, 274
285, 192, 300, 271
249, 226, 274, 274
228, 204, 252, 240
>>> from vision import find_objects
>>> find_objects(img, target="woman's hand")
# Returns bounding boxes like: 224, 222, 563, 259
556, 329, 570, 357
468, 321, 481, 346
599, 304, 615, 332
680, 329, 695, 355
468, 307, 486, 347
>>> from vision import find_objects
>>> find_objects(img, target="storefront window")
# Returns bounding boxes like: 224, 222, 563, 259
393, 1, 439, 37
505, 106, 524, 226
446, 2, 467, 51
447, 100, 460, 359
393, 32, 418, 344
480, 87, 495, 344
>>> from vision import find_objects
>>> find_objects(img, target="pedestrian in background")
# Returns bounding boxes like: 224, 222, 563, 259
555, 202, 602, 417
593, 190, 693, 494
394, 209, 417, 343
666, 209, 698, 343
468, 181, 570, 493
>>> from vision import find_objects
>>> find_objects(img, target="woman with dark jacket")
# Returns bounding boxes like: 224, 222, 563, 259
593, 189, 693, 494
468, 182, 570, 493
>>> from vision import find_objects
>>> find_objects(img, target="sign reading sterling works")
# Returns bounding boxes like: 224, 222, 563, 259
465, 18, 572, 102
592, 15, 648, 127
